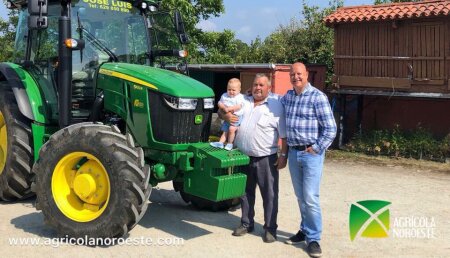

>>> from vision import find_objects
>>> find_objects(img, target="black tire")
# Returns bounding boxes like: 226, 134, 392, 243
34, 123, 151, 239
0, 83, 34, 201
173, 181, 240, 212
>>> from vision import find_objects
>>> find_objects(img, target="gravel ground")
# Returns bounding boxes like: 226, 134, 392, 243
1, 157, 449, 258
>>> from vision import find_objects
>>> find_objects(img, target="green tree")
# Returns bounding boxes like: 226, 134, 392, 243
0, 7, 18, 62
160, 0, 225, 62
192, 29, 237, 63
249, 0, 342, 83
236, 37, 264, 63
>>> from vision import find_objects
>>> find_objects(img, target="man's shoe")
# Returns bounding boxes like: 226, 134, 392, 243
307, 241, 322, 258
262, 230, 277, 243
232, 225, 254, 236
285, 230, 306, 245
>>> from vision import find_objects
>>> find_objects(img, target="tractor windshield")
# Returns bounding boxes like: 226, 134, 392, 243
72, 1, 149, 65
146, 11, 186, 69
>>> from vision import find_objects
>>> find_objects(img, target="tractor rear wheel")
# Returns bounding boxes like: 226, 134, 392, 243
0, 84, 34, 201
173, 181, 240, 211
34, 123, 151, 239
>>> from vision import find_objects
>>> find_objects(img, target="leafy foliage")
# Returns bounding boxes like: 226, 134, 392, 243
255, 0, 341, 83
345, 125, 450, 162
0, 8, 18, 62
191, 30, 237, 64
160, 0, 225, 62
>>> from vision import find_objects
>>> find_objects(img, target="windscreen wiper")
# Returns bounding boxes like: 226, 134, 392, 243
76, 11, 118, 62
80, 28, 118, 62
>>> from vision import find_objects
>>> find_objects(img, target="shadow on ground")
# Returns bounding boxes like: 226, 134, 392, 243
3, 197, 57, 238
7, 188, 293, 244
140, 187, 292, 242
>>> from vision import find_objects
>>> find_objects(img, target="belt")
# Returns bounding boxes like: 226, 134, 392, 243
291, 145, 312, 151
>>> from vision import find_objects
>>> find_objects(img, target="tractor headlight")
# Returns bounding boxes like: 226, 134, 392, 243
203, 98, 215, 109
163, 95, 197, 110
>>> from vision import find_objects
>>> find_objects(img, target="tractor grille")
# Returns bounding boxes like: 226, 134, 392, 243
148, 90, 212, 144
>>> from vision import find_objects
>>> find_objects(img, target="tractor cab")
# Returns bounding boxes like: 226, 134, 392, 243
11, 0, 188, 125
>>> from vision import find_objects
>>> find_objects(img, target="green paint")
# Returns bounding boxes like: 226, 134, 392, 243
97, 64, 212, 152
183, 143, 249, 201
3, 63, 48, 123
100, 63, 214, 98
31, 123, 45, 161
152, 163, 166, 180
31, 123, 58, 161
144, 144, 249, 201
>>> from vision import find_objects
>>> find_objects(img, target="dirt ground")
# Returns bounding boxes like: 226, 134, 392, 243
1, 153, 449, 258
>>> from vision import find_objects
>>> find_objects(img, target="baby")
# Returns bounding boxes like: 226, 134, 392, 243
210, 78, 246, 151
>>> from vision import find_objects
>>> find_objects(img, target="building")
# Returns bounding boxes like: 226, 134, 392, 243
325, 0, 450, 142
188, 63, 327, 110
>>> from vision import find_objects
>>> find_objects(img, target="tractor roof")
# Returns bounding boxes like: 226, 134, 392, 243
7, 0, 160, 9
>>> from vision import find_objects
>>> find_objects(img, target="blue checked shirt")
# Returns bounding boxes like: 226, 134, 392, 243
281, 83, 337, 153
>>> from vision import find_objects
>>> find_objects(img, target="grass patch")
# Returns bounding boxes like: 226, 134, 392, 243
326, 149, 450, 173
344, 125, 450, 163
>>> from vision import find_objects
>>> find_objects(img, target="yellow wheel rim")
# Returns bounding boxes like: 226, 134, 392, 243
52, 152, 110, 222
0, 111, 7, 174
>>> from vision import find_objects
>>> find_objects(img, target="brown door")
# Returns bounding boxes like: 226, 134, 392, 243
410, 21, 445, 85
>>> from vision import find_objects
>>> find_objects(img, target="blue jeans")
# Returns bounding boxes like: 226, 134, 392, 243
221, 116, 243, 132
288, 148, 325, 244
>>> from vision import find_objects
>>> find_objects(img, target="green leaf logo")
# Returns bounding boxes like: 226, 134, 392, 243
349, 200, 391, 241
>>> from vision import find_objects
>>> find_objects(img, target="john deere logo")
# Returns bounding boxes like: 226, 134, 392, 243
133, 99, 144, 108
349, 200, 391, 241
194, 115, 203, 124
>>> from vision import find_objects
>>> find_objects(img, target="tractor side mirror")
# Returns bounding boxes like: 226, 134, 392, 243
174, 11, 189, 44
28, 0, 48, 29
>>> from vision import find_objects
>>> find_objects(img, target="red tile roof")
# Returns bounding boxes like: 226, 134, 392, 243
324, 0, 450, 25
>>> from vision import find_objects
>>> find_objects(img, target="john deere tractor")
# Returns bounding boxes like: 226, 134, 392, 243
0, 0, 248, 238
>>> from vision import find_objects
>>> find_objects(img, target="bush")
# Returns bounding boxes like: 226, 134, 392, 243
344, 125, 449, 162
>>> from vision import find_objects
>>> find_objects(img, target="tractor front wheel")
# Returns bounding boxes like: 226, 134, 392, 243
34, 123, 151, 239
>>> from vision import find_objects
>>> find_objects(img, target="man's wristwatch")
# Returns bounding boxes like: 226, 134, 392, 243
280, 153, 287, 157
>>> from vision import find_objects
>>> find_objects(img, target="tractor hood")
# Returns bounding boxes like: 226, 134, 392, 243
99, 63, 214, 98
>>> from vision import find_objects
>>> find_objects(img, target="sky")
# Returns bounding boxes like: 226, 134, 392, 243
199, 0, 373, 43
0, 0, 373, 43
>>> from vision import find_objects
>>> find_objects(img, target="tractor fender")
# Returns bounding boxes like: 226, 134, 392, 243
0, 63, 34, 120
0, 63, 47, 123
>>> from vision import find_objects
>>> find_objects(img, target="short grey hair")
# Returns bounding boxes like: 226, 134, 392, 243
254, 73, 272, 87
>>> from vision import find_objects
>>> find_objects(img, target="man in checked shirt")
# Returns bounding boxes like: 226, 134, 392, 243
281, 62, 336, 258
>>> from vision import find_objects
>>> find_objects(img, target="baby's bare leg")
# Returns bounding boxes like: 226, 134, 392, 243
227, 125, 238, 144
219, 131, 227, 143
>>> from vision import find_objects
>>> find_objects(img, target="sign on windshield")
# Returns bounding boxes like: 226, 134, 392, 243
81, 0, 132, 13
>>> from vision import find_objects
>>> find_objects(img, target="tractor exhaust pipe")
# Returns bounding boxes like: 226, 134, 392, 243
58, 1, 72, 128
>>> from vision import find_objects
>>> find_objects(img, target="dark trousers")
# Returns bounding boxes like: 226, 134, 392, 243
240, 154, 279, 234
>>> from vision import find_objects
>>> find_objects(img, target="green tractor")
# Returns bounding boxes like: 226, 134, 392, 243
0, 0, 249, 238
